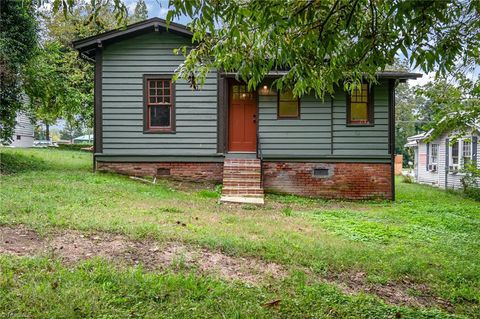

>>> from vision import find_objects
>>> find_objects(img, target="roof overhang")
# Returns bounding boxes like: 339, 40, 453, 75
222, 71, 422, 81
73, 17, 193, 60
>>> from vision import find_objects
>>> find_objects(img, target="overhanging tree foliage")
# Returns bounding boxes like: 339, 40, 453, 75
167, 0, 479, 98
416, 77, 480, 141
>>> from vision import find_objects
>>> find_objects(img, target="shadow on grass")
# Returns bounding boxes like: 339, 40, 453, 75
0, 151, 48, 175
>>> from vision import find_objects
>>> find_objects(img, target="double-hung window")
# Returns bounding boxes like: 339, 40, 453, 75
347, 83, 373, 125
449, 138, 474, 172
462, 140, 472, 166
144, 76, 175, 132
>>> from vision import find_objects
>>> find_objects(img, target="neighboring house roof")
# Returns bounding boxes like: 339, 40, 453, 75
405, 118, 480, 148
72, 18, 422, 81
74, 134, 94, 141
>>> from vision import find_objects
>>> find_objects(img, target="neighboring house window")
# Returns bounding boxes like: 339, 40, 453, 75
16, 135, 21, 140
451, 141, 459, 165
278, 90, 300, 119
347, 83, 372, 125
462, 140, 472, 166
144, 76, 175, 132
430, 143, 438, 165
449, 138, 473, 171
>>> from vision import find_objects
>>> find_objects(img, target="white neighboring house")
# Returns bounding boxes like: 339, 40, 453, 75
8, 112, 35, 148
73, 134, 93, 144
406, 124, 479, 190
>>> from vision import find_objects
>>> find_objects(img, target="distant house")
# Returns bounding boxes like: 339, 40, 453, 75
406, 124, 479, 189
73, 134, 94, 144
73, 18, 421, 203
7, 112, 34, 148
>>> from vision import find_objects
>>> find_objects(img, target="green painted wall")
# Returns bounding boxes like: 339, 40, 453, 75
258, 80, 390, 158
100, 31, 391, 160
101, 32, 219, 156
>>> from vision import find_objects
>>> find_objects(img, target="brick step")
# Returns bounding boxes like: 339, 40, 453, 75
223, 169, 260, 174
224, 165, 261, 170
220, 196, 264, 204
223, 182, 261, 188
222, 188, 264, 195
224, 159, 260, 163
221, 158, 264, 204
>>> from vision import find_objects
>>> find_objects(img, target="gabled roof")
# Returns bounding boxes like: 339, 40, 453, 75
72, 17, 192, 60
405, 115, 480, 147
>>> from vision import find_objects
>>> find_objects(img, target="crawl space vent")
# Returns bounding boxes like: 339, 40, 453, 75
156, 168, 171, 176
313, 168, 329, 177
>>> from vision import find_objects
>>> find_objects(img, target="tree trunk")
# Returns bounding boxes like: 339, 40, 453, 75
45, 123, 50, 141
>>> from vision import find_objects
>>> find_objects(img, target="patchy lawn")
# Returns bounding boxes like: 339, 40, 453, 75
1, 148, 479, 318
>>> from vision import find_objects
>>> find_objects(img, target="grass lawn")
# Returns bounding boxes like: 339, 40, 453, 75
1, 148, 479, 318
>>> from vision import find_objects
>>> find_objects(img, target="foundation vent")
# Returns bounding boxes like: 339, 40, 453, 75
156, 168, 171, 176
313, 168, 330, 177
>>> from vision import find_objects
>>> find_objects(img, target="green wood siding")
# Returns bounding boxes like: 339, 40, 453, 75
101, 30, 391, 160
258, 80, 390, 158
101, 32, 219, 157
258, 94, 332, 157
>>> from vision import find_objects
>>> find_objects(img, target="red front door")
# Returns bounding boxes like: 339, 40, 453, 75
228, 82, 257, 152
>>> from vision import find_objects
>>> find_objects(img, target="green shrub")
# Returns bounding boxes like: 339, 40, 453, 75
57, 144, 93, 151
401, 174, 414, 184
461, 163, 480, 201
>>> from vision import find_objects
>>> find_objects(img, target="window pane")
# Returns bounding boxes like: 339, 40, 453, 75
278, 89, 299, 118
149, 88, 156, 96
279, 100, 299, 117
451, 142, 459, 164
280, 90, 295, 101
149, 97, 156, 103
349, 84, 369, 123
150, 106, 170, 127
463, 141, 471, 157
351, 102, 368, 121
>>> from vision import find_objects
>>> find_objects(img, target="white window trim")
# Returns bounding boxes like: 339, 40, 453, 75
448, 137, 473, 173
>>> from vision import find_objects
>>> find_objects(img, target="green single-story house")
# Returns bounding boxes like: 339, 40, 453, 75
73, 17, 421, 204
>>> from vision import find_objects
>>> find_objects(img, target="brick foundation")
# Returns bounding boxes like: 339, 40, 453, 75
96, 162, 223, 183
97, 161, 392, 200
262, 162, 392, 200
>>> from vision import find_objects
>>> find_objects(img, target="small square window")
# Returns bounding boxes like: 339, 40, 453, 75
16, 135, 21, 140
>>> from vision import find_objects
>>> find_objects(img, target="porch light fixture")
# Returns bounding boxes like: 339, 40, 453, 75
258, 84, 275, 96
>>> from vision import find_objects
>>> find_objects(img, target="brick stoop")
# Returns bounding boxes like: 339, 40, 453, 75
220, 158, 264, 204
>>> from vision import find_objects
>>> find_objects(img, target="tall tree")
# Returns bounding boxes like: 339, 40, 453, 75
395, 83, 426, 165
24, 1, 123, 136
416, 77, 480, 141
130, 0, 148, 23
0, 0, 38, 143
167, 0, 479, 99
22, 42, 86, 141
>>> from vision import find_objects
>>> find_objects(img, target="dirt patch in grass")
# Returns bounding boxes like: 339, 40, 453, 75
0, 225, 285, 285
0, 225, 451, 311
327, 272, 454, 312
